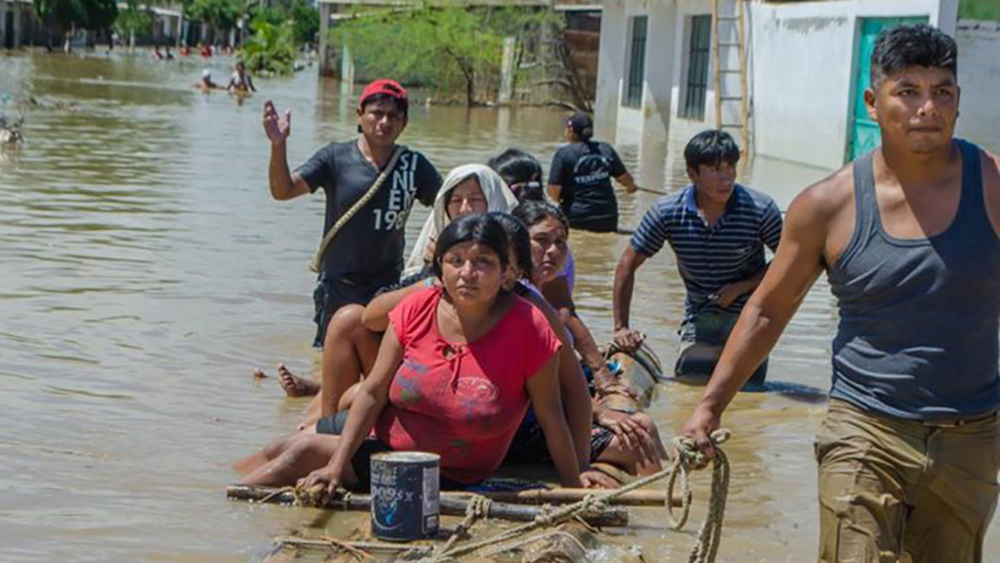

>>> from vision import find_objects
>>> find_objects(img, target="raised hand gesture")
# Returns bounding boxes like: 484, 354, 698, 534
263, 100, 291, 145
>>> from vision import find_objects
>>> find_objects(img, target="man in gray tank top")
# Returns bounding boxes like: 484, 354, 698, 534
679, 25, 1000, 563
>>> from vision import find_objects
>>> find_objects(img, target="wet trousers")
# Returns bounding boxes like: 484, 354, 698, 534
815, 399, 1000, 563
675, 309, 767, 388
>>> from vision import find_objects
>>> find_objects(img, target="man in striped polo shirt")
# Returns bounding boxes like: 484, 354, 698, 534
612, 130, 782, 387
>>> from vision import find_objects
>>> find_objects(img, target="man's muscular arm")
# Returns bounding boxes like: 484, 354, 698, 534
611, 247, 648, 352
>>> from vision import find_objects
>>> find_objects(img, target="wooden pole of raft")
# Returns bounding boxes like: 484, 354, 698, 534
227, 485, 629, 527
453, 487, 680, 507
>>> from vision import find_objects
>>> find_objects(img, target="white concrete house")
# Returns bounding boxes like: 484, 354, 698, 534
594, 0, 986, 170
0, 0, 32, 48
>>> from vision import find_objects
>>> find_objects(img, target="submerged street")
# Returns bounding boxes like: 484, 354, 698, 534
0, 51, 997, 562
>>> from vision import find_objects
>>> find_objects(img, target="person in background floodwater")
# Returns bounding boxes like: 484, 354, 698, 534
612, 130, 782, 389
547, 112, 638, 233
194, 69, 221, 91
681, 24, 1000, 563
226, 60, 256, 94
261, 79, 442, 350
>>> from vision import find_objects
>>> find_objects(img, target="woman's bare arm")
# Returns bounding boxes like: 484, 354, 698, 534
525, 354, 584, 488
521, 290, 592, 470
301, 327, 404, 492
361, 281, 429, 332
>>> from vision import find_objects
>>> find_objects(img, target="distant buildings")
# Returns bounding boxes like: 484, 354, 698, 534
0, 0, 33, 48
0, 1, 219, 49
594, 0, 998, 169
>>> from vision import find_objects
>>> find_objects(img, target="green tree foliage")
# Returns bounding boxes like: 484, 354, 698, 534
34, 0, 118, 31
114, 1, 153, 44
960, 0, 1000, 21
239, 17, 297, 76
288, 0, 319, 47
334, 4, 554, 106
251, 0, 318, 46
186, 0, 242, 31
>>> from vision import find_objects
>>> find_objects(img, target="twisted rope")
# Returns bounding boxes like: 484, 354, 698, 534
263, 431, 732, 562
309, 145, 405, 273
416, 429, 732, 563
425, 494, 493, 561
669, 429, 731, 563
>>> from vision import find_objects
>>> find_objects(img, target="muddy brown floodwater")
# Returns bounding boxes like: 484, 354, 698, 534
0, 51, 997, 563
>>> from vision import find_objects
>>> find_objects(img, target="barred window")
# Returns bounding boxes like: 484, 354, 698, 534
681, 15, 712, 120
624, 16, 648, 109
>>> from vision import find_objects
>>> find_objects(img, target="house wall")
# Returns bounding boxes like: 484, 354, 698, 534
594, 0, 967, 168
749, 0, 957, 169
0, 0, 29, 48
594, 1, 625, 139
665, 0, 717, 144
594, 0, 676, 144
955, 20, 1000, 152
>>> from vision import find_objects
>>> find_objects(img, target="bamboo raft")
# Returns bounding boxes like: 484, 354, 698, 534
227, 485, 631, 527
233, 344, 669, 563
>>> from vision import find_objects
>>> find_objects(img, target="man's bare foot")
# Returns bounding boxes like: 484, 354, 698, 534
273, 364, 321, 397
277, 364, 321, 397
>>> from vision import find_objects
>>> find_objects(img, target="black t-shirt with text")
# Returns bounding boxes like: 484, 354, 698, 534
296, 141, 441, 283
548, 141, 627, 231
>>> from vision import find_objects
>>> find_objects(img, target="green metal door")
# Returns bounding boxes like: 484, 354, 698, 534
849, 16, 929, 161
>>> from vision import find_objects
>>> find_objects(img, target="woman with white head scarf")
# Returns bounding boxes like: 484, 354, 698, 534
404, 164, 518, 276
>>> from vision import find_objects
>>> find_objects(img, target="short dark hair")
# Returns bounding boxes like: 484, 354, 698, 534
683, 130, 741, 171
487, 212, 533, 279
512, 200, 570, 235
432, 213, 510, 279
567, 112, 594, 141
870, 24, 958, 90
487, 148, 545, 202
359, 92, 409, 116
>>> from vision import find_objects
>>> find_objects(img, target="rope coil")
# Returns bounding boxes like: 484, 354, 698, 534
669, 429, 731, 563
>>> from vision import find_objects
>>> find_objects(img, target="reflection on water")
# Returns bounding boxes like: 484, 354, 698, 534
0, 51, 997, 563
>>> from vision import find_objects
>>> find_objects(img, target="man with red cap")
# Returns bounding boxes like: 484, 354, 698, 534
263, 79, 442, 347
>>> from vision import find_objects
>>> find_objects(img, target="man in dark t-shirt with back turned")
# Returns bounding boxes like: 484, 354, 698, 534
263, 79, 442, 347
548, 112, 637, 233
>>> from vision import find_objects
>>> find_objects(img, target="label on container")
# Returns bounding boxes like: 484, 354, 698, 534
422, 466, 440, 534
